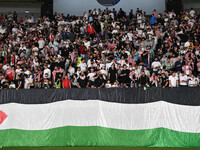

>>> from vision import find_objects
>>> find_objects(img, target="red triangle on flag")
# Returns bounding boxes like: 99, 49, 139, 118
0, 110, 7, 125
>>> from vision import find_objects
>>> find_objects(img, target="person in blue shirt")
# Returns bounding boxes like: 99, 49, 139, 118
133, 49, 139, 64
150, 14, 156, 25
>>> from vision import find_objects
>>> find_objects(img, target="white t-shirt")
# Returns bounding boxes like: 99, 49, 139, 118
9, 84, 16, 89
32, 47, 39, 56
127, 33, 133, 41
68, 67, 75, 76
15, 68, 22, 76
179, 75, 188, 86
43, 68, 51, 78
190, 10, 195, 17
24, 70, 30, 75
24, 79, 30, 89
38, 40, 45, 49
79, 63, 87, 72
184, 41, 190, 47
188, 77, 198, 87
87, 72, 96, 82
169, 75, 178, 87
105, 83, 112, 88
3, 65, 10, 71
152, 61, 161, 71
84, 41, 90, 49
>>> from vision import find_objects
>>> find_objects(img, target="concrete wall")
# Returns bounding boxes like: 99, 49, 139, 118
183, 0, 200, 12
53, 0, 166, 16
0, 0, 41, 18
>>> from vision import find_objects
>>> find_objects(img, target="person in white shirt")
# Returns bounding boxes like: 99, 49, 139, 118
151, 58, 161, 73
12, 26, 18, 34
184, 40, 190, 47
33, 58, 39, 70
19, 43, 27, 52
78, 59, 87, 72
169, 72, 179, 88
127, 30, 133, 41
84, 39, 90, 49
15, 65, 22, 77
9, 81, 16, 89
2, 64, 10, 72
38, 37, 45, 50
179, 72, 188, 87
68, 65, 75, 76
188, 74, 198, 87
24, 68, 30, 75
87, 68, 96, 84
43, 65, 51, 79
189, 8, 196, 17
32, 45, 39, 56
105, 80, 112, 88
24, 75, 30, 89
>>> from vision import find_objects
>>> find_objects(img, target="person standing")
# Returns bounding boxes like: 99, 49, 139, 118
138, 71, 149, 87
13, 11, 17, 22
77, 72, 89, 88
179, 72, 188, 87
24, 75, 30, 89
62, 75, 71, 88
169, 72, 179, 88
108, 63, 118, 84
87, 23, 95, 39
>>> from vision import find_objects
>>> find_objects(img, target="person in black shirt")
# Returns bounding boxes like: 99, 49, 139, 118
58, 58, 65, 69
0, 53, 5, 64
138, 71, 149, 87
2, 78, 9, 89
120, 49, 128, 59
107, 50, 114, 60
13, 11, 17, 22
77, 72, 89, 88
119, 65, 130, 85
108, 63, 118, 84
94, 74, 105, 88
160, 73, 168, 88
15, 75, 23, 90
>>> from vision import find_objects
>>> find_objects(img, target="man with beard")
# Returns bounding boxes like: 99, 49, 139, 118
77, 72, 89, 88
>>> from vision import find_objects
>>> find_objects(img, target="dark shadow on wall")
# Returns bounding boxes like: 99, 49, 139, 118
97, 0, 120, 6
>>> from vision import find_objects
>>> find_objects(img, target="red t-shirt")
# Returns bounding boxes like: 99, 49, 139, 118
62, 79, 71, 88
79, 46, 87, 54
87, 26, 95, 34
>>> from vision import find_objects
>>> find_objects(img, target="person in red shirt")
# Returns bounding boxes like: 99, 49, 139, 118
5, 66, 15, 81
79, 43, 87, 58
62, 75, 71, 88
0, 15, 4, 22
87, 23, 95, 39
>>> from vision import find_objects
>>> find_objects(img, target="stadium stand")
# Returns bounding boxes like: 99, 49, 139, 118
0, 7, 199, 89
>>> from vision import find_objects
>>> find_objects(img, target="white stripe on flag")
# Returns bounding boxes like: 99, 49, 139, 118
0, 100, 200, 133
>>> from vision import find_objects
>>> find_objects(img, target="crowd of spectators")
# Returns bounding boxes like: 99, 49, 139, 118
0, 7, 200, 89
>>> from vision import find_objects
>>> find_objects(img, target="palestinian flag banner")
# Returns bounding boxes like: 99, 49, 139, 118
0, 88, 200, 147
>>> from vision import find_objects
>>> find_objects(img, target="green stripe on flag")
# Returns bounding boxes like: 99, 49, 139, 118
0, 126, 200, 147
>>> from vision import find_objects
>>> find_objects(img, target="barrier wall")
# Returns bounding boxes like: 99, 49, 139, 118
53, 0, 166, 16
